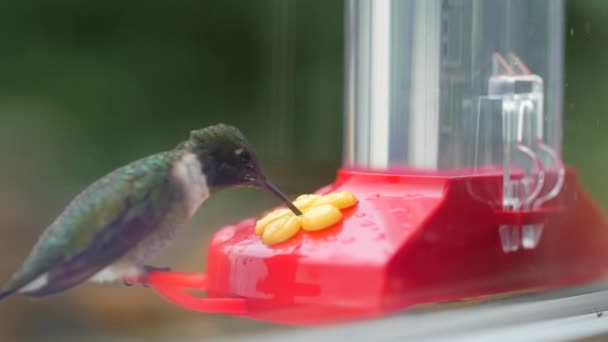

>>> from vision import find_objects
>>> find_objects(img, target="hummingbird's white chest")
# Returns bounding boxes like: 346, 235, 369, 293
171, 152, 210, 217
89, 153, 210, 283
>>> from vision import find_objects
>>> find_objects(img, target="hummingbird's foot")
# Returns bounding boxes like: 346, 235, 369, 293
140, 265, 172, 288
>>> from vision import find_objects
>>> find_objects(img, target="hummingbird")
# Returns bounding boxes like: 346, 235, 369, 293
0, 123, 302, 300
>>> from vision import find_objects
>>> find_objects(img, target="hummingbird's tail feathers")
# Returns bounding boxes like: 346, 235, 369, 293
0, 287, 18, 301
21, 260, 105, 298
0, 270, 42, 301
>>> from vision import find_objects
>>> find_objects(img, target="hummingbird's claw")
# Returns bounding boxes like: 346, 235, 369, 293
121, 266, 171, 288
122, 279, 135, 287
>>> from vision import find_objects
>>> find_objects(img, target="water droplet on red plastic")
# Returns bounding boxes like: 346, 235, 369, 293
361, 220, 375, 228
341, 236, 357, 244
374, 233, 386, 240
366, 193, 381, 200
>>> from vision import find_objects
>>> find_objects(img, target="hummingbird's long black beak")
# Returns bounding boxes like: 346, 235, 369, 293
257, 179, 302, 216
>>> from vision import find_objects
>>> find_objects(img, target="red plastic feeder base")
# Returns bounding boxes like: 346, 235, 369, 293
146, 168, 608, 326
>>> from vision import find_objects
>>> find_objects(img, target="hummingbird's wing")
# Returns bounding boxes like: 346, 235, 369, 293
0, 152, 184, 298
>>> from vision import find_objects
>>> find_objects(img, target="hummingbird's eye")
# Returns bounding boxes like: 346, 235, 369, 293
235, 148, 251, 163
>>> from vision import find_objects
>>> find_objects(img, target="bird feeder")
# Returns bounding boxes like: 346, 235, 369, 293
143, 0, 608, 325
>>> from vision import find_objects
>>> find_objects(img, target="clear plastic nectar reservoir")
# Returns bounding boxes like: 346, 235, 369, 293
344, 0, 564, 172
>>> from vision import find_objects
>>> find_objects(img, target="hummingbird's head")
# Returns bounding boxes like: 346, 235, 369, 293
181, 123, 302, 215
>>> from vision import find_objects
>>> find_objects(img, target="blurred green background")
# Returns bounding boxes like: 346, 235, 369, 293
0, 0, 605, 341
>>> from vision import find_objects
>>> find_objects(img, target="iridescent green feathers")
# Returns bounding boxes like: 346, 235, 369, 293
176, 124, 249, 151
0, 151, 184, 297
